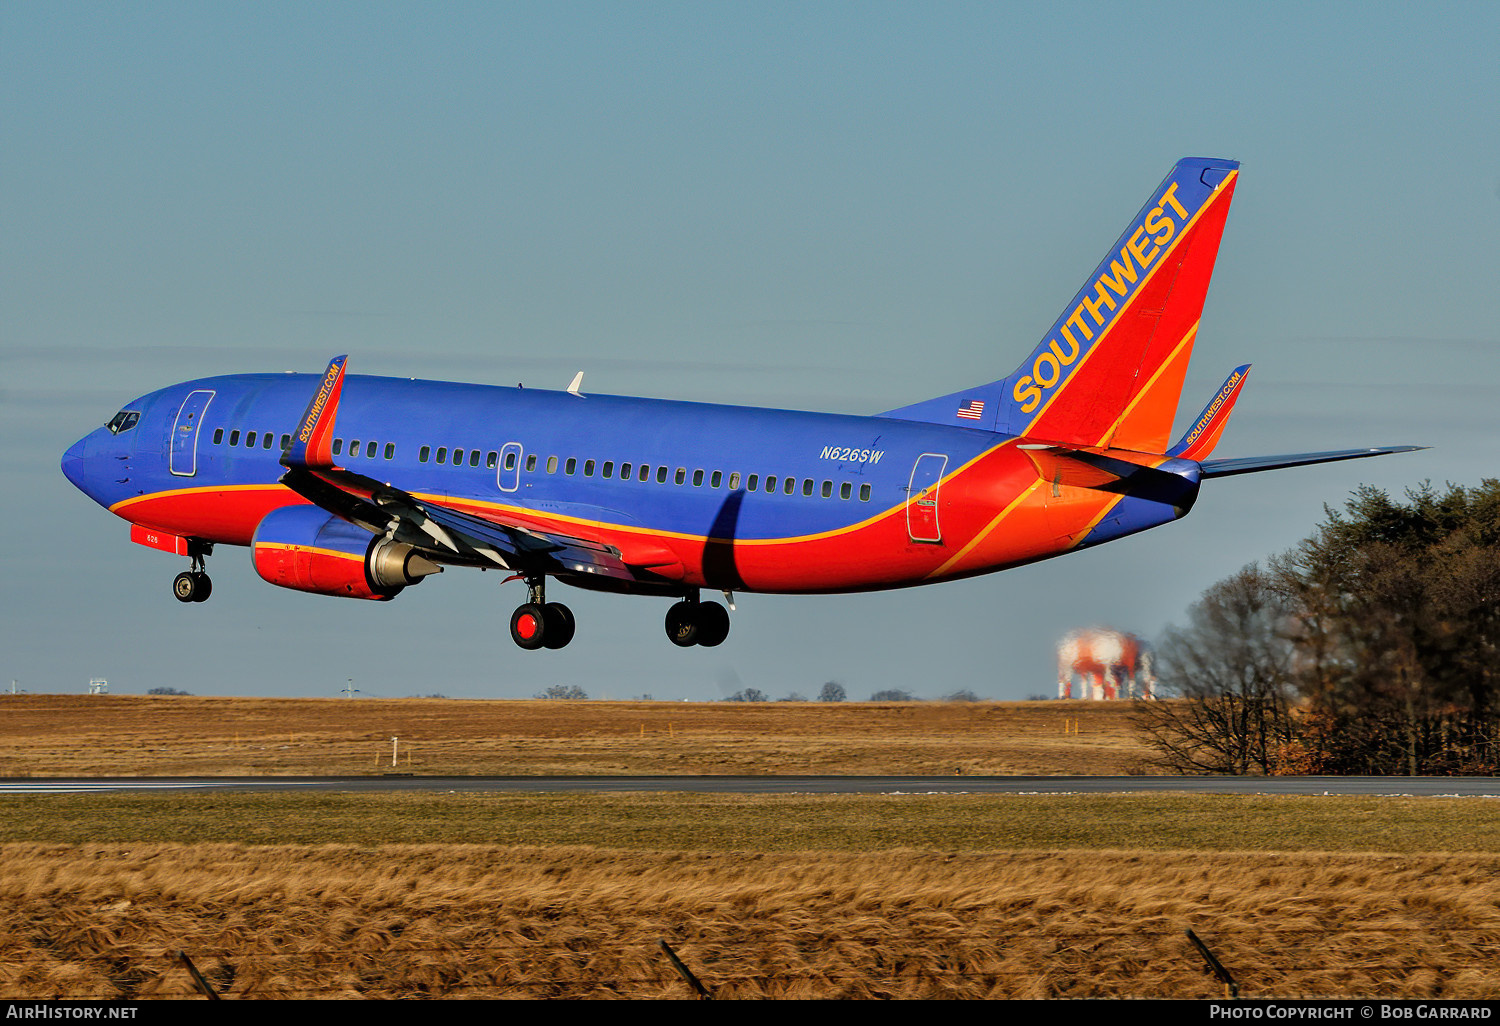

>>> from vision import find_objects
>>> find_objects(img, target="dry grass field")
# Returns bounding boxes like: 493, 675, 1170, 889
0, 694, 1147, 777
5, 841, 1500, 1000
4, 694, 1500, 1000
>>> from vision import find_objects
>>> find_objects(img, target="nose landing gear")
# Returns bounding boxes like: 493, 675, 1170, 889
172, 541, 214, 603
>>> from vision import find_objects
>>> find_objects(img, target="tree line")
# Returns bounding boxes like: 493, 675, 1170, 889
1138, 481, 1500, 775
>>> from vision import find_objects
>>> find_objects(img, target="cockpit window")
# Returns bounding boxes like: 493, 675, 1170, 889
106, 411, 140, 435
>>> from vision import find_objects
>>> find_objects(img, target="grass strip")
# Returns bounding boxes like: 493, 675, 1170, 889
4, 792, 1500, 852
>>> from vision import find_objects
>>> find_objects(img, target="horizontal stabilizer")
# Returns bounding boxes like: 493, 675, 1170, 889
1020, 445, 1198, 507
1199, 446, 1426, 479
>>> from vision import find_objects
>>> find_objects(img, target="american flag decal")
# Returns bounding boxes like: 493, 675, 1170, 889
956, 399, 985, 421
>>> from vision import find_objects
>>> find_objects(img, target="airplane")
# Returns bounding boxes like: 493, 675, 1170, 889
61, 157, 1420, 651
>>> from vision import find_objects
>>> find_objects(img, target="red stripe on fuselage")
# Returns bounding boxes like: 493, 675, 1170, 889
111, 486, 309, 546
108, 447, 1144, 594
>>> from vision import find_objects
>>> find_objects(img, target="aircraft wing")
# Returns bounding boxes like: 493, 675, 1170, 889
279, 462, 638, 580
278, 356, 651, 584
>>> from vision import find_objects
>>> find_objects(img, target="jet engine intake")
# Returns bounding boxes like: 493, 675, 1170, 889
251, 506, 441, 600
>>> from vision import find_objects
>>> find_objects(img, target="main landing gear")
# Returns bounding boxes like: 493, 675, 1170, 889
665, 595, 730, 648
509, 576, 575, 650
172, 542, 214, 603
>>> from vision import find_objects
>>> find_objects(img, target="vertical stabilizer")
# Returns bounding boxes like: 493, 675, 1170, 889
880, 158, 1239, 452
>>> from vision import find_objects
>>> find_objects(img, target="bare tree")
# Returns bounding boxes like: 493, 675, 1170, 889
1139, 482, 1500, 776
818, 681, 846, 702
1134, 565, 1299, 774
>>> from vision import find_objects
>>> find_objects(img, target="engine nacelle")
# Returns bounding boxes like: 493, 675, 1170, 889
251, 506, 441, 601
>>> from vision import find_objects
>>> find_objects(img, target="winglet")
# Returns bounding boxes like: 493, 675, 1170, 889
566, 371, 585, 397
1168, 364, 1250, 460
282, 355, 348, 469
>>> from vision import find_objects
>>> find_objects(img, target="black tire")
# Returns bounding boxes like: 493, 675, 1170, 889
173, 571, 198, 603
695, 600, 730, 647
542, 603, 575, 649
665, 600, 699, 647
191, 573, 212, 603
510, 603, 547, 650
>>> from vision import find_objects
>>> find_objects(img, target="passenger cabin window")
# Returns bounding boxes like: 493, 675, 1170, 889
436, 447, 447, 464
620, 462, 632, 479
247, 431, 258, 448
675, 468, 686, 485
565, 458, 577, 475
451, 448, 463, 465
264, 433, 274, 450
283, 435, 293, 452
860, 483, 872, 501
712, 471, 724, 489
469, 450, 480, 468
821, 480, 833, 498
487, 451, 499, 470
584, 460, 595, 477
764, 475, 776, 493
547, 456, 558, 473
785, 478, 796, 495
840, 482, 852, 500
384, 443, 394, 460
213, 428, 224, 445
692, 469, 704, 487
747, 474, 758, 491
419, 446, 431, 463
332, 438, 342, 456
602, 461, 614, 479
525, 454, 537, 472
347, 438, 358, 456
229, 430, 241, 447
367, 441, 377, 459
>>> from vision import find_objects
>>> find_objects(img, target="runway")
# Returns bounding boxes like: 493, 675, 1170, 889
4, 775, 1500, 796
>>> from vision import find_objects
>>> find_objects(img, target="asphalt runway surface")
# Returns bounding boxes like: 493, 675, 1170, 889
4, 775, 1500, 795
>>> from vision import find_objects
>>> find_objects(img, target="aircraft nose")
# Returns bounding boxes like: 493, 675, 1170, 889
61, 436, 92, 493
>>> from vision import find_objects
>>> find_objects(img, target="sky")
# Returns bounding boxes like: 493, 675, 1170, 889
3, 2, 1497, 701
